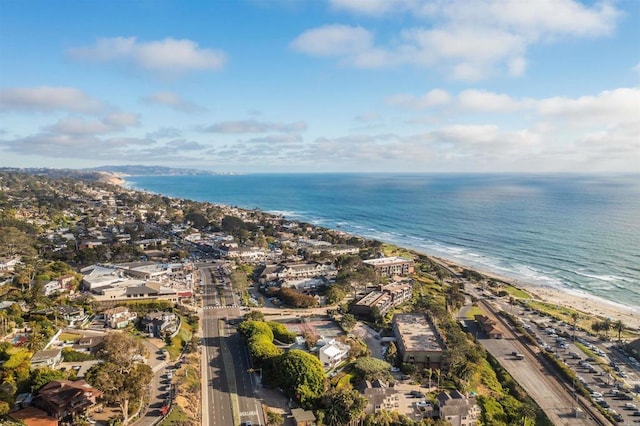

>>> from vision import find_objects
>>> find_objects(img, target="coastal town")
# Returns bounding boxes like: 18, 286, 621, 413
0, 170, 639, 426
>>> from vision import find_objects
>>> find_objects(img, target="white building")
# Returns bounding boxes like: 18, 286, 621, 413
318, 339, 350, 369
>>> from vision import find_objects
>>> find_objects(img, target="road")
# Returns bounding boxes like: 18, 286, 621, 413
474, 298, 603, 425
200, 265, 265, 426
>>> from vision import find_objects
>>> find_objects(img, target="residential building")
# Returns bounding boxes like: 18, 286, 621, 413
392, 313, 446, 370
43, 280, 62, 296
351, 280, 413, 318
141, 311, 178, 338
0, 256, 21, 271
33, 380, 101, 421
103, 306, 137, 328
30, 349, 62, 369
436, 390, 480, 426
55, 305, 85, 324
363, 256, 414, 277
72, 336, 104, 354
318, 339, 350, 369
358, 379, 400, 416
258, 261, 337, 285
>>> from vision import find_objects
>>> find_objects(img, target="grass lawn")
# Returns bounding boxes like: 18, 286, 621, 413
165, 317, 193, 360
158, 405, 189, 425
502, 284, 532, 300
465, 305, 485, 320
58, 332, 82, 342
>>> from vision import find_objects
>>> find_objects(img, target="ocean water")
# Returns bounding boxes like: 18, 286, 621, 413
126, 174, 640, 310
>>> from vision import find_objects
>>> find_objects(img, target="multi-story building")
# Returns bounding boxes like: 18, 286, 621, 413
436, 390, 480, 426
363, 257, 414, 277
392, 313, 446, 370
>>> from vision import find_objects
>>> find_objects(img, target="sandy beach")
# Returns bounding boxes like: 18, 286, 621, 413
434, 256, 640, 332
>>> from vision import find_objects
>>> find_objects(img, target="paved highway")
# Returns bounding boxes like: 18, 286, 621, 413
200, 265, 265, 426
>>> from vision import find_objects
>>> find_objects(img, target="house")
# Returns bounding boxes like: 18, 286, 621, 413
141, 311, 178, 338
363, 257, 414, 277
318, 339, 350, 369
10, 406, 58, 426
43, 281, 62, 296
358, 379, 400, 416
0, 256, 21, 271
72, 336, 104, 354
30, 349, 63, 369
33, 380, 101, 420
474, 315, 504, 339
392, 313, 446, 370
103, 306, 137, 328
436, 390, 480, 426
55, 305, 85, 324
291, 408, 317, 426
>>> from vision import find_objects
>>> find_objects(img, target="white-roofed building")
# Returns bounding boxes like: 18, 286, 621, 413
318, 339, 350, 369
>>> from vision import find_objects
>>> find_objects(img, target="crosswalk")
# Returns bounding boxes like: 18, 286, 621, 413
203, 304, 238, 310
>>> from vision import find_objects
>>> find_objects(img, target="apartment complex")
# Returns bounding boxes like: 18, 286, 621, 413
392, 313, 446, 370
363, 256, 414, 277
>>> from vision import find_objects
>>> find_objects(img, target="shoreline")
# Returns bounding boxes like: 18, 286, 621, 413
432, 256, 640, 332
120, 177, 639, 333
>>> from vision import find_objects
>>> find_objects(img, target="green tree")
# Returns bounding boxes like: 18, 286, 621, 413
322, 387, 367, 426
28, 367, 67, 391
325, 285, 346, 305
384, 341, 398, 366
87, 332, 152, 424
340, 313, 356, 331
354, 357, 392, 381
244, 310, 265, 322
86, 362, 152, 425
274, 350, 326, 407
265, 408, 284, 426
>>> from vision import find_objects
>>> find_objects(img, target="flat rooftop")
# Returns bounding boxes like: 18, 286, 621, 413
363, 256, 412, 266
394, 313, 444, 353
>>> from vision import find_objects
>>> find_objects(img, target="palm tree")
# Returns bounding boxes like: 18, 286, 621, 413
570, 312, 579, 342
602, 318, 612, 340
614, 320, 626, 343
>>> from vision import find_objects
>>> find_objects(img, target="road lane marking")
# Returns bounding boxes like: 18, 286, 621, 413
218, 319, 240, 425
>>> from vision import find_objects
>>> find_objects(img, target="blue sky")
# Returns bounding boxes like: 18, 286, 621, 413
0, 0, 638, 173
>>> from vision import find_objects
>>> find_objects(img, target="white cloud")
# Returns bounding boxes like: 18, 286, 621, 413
295, 0, 620, 80
329, 0, 418, 16
290, 25, 373, 56
458, 89, 525, 112
68, 37, 227, 73
536, 88, 640, 124
0, 86, 104, 113
141, 91, 206, 113
387, 89, 451, 109
45, 112, 139, 135
201, 120, 307, 134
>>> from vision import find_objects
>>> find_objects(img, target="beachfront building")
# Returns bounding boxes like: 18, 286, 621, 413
358, 379, 400, 416
474, 315, 504, 339
392, 313, 446, 370
363, 257, 414, 277
436, 390, 480, 426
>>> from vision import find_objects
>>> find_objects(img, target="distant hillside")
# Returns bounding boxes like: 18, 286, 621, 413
84, 165, 223, 176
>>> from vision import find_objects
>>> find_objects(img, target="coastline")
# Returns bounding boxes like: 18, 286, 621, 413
121, 176, 640, 333
433, 256, 640, 332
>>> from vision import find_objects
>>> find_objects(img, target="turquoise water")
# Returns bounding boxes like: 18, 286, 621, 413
126, 174, 640, 309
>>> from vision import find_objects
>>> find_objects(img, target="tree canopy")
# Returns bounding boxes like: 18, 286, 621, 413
274, 349, 326, 407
